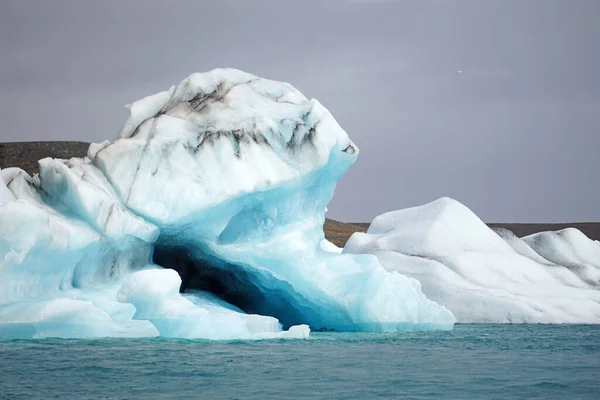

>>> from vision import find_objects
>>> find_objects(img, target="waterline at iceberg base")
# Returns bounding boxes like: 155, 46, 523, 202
0, 69, 454, 340
2, 69, 599, 341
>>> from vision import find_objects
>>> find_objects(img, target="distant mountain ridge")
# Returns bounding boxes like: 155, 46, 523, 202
2, 141, 598, 245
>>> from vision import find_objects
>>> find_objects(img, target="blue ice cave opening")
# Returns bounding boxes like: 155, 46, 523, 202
152, 241, 324, 330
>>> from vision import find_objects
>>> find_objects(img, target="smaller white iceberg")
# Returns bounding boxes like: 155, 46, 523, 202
344, 197, 600, 324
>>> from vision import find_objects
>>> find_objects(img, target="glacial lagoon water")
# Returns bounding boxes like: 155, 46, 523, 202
1, 324, 598, 399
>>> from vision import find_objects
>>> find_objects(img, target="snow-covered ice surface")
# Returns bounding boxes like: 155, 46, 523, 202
344, 198, 600, 323
0, 69, 455, 340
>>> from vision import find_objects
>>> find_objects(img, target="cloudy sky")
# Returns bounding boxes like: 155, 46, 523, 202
1, 0, 598, 222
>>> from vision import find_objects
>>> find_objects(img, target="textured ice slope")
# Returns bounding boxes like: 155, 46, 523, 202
523, 229, 600, 285
0, 69, 455, 339
344, 198, 600, 323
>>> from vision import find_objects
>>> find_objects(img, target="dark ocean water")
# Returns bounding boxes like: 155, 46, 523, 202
1, 324, 598, 399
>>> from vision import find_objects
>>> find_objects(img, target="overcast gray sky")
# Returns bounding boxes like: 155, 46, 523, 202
1, 0, 598, 222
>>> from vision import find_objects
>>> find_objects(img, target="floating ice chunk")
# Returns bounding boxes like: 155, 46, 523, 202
84, 68, 452, 332
0, 69, 455, 339
345, 197, 600, 323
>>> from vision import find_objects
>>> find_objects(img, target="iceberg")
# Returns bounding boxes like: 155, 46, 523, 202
0, 68, 455, 340
344, 197, 600, 323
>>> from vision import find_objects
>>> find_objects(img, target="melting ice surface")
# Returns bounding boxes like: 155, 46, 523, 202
344, 198, 600, 323
0, 69, 455, 340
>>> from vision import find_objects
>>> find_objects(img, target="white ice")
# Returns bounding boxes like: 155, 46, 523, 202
344, 197, 600, 323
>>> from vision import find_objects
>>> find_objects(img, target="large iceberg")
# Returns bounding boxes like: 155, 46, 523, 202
0, 69, 455, 340
344, 198, 600, 323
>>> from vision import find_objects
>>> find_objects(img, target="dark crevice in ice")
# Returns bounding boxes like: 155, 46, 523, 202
152, 244, 313, 330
